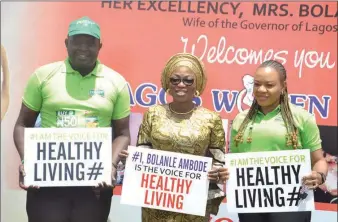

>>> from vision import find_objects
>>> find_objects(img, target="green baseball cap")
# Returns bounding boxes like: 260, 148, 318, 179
68, 16, 101, 39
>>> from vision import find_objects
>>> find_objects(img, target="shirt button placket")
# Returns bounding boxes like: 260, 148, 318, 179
79, 78, 85, 99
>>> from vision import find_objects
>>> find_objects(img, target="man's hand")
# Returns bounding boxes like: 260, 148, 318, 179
302, 171, 323, 190
19, 163, 39, 190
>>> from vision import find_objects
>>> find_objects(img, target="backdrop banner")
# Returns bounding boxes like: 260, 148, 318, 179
1, 1, 337, 222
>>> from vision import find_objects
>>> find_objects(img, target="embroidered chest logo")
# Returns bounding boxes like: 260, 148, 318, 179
89, 89, 105, 97
56, 110, 78, 128
275, 116, 283, 122
84, 111, 99, 128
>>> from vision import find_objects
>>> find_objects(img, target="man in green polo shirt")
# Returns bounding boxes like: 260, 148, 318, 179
13, 16, 130, 222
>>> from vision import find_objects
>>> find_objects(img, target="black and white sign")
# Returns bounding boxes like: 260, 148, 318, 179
24, 128, 112, 187
225, 149, 315, 213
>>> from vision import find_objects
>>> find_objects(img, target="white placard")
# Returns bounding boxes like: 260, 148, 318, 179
120, 146, 213, 216
225, 149, 315, 213
24, 128, 112, 187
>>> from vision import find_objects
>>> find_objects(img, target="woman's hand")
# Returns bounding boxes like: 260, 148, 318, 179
96, 164, 117, 189
119, 150, 129, 160
208, 167, 229, 183
302, 171, 323, 190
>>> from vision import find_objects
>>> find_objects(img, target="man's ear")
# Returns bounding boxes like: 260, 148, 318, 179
65, 37, 68, 48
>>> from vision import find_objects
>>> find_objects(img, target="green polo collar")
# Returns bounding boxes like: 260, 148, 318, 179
257, 104, 281, 117
64, 57, 103, 77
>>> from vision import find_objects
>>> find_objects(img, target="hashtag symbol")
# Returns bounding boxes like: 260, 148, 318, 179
287, 186, 302, 206
132, 152, 140, 162
87, 162, 104, 180
30, 134, 36, 140
230, 159, 235, 167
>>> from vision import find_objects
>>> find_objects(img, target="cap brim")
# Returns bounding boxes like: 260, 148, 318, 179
68, 30, 100, 39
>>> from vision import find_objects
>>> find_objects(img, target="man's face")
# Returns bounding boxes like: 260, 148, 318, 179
65, 34, 101, 70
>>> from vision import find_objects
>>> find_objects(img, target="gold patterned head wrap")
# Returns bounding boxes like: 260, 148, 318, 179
161, 53, 207, 95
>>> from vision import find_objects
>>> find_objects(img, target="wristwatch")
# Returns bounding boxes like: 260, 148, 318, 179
317, 172, 326, 185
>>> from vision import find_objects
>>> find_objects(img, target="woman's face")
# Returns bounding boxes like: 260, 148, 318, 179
253, 66, 285, 108
168, 66, 196, 103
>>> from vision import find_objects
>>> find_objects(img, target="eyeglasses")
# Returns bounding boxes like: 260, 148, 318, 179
169, 77, 194, 86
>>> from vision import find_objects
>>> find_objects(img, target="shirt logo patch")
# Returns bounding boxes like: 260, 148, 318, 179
56, 110, 78, 128
85, 116, 99, 128
275, 116, 283, 122
89, 89, 105, 97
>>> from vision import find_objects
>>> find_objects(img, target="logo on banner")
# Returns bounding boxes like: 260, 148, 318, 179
236, 74, 254, 112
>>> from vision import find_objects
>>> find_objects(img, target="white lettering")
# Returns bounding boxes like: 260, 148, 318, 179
181, 35, 336, 78
294, 50, 336, 78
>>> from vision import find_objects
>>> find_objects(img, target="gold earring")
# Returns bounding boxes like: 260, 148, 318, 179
166, 89, 170, 95
194, 91, 200, 97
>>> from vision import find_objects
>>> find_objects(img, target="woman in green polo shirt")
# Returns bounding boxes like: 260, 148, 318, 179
229, 60, 328, 222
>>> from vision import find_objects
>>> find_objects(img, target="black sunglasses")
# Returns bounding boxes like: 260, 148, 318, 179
169, 77, 194, 86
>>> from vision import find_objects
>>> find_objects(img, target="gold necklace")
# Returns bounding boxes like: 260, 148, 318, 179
168, 103, 195, 115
